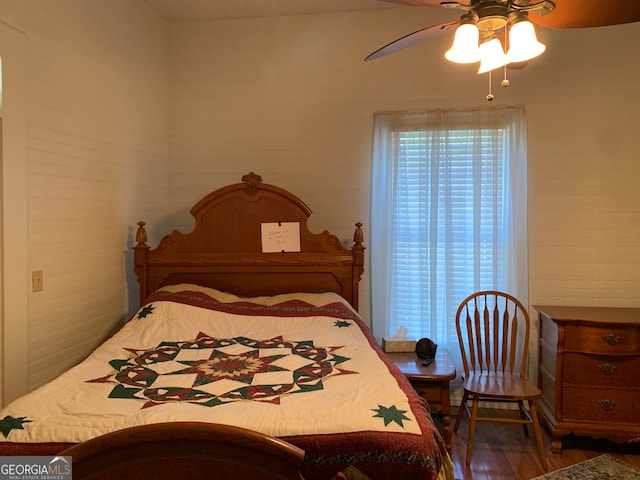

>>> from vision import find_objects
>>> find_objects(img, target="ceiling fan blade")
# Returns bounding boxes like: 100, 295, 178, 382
529, 0, 640, 28
381, 0, 640, 28
378, 0, 447, 5
365, 20, 459, 61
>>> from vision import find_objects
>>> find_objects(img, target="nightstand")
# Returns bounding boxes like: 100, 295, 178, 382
386, 348, 456, 452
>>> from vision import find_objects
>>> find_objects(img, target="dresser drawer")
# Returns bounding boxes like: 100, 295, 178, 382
562, 386, 640, 423
563, 353, 640, 387
563, 325, 640, 355
539, 367, 556, 417
540, 346, 557, 379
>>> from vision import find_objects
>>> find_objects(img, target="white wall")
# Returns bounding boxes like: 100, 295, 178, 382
0, 0, 170, 402
168, 8, 640, 335
0, 19, 28, 406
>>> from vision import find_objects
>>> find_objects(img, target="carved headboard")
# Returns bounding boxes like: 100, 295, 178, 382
133, 172, 365, 310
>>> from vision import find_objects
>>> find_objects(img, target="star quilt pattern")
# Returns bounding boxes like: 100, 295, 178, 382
88, 332, 354, 409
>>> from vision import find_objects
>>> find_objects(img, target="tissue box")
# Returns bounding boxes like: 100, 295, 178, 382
381, 337, 416, 353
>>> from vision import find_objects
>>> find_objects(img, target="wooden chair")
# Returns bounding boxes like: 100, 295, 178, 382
453, 291, 549, 470
60, 422, 306, 480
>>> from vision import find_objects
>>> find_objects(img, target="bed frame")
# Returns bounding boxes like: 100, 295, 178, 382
61, 422, 306, 480
134, 172, 365, 310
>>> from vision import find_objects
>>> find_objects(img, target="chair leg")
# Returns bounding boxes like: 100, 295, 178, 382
518, 400, 530, 437
465, 397, 479, 466
453, 391, 468, 433
529, 400, 549, 471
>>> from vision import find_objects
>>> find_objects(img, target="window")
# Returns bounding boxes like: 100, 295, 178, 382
370, 106, 528, 355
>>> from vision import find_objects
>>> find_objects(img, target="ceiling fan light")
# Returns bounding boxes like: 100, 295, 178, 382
444, 23, 480, 64
477, 37, 508, 74
506, 20, 546, 63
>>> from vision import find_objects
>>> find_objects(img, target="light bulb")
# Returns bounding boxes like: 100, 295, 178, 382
477, 37, 508, 74
506, 20, 546, 63
444, 23, 481, 64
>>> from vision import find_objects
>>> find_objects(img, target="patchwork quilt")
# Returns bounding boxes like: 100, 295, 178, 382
0, 285, 452, 480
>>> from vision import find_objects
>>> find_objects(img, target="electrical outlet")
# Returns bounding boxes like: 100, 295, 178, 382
32, 270, 43, 292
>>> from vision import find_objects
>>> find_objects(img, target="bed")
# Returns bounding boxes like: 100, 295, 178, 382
0, 173, 453, 480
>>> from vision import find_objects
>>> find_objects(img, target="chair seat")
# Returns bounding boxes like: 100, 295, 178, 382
463, 372, 541, 399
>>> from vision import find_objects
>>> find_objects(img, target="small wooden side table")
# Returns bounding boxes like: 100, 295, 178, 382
386, 349, 456, 452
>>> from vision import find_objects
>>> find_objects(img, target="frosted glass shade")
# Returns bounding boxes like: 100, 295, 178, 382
506, 20, 546, 63
477, 37, 508, 74
444, 23, 481, 64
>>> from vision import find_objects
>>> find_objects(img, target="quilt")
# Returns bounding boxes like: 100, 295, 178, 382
0, 285, 453, 480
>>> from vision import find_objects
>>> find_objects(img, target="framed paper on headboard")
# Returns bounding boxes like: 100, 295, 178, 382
261, 222, 301, 253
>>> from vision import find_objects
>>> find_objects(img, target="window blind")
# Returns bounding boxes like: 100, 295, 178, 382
387, 127, 507, 341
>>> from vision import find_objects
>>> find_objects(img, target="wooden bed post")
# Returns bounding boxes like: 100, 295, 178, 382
352, 222, 365, 311
133, 221, 150, 304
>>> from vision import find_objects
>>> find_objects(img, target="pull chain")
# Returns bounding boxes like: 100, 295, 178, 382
486, 70, 494, 101
502, 64, 510, 87
502, 32, 510, 88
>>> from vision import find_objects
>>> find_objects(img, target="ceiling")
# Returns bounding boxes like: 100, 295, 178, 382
144, 0, 395, 22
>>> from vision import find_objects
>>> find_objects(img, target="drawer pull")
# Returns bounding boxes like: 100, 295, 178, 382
597, 399, 616, 411
598, 363, 617, 375
602, 333, 621, 345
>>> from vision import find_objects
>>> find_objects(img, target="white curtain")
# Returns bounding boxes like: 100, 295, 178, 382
370, 105, 528, 361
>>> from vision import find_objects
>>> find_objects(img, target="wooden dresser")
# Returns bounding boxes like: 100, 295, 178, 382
535, 305, 640, 453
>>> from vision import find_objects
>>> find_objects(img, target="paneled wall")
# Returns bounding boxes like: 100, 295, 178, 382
168, 7, 640, 342
0, 0, 170, 402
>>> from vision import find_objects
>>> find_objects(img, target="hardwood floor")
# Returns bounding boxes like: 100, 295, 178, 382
438, 408, 640, 479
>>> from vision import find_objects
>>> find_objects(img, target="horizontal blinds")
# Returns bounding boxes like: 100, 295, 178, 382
388, 128, 506, 340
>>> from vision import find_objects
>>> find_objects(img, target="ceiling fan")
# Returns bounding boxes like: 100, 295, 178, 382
365, 0, 640, 98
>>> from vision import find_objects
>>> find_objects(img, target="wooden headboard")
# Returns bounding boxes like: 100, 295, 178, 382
133, 172, 365, 310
